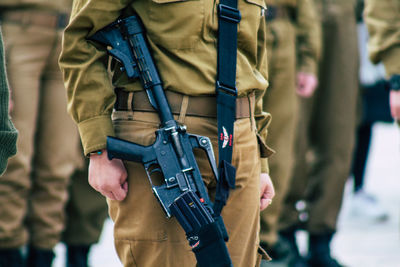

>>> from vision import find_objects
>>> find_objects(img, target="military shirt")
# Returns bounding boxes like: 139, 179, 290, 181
59, 0, 271, 171
365, 0, 400, 76
296, 0, 321, 75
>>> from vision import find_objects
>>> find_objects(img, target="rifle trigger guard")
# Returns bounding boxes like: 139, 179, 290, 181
144, 160, 161, 186
189, 134, 219, 183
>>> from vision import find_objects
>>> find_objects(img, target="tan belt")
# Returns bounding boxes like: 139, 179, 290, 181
114, 89, 254, 119
0, 10, 69, 29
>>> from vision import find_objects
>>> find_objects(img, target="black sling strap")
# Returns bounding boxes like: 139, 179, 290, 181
214, 0, 241, 216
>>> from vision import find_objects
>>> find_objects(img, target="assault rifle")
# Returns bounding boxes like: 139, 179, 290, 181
89, 15, 232, 266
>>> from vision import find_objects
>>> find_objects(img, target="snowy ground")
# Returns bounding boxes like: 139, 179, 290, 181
53, 122, 400, 267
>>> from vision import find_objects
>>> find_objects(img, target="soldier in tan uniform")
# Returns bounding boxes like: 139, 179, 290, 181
0, 1, 107, 266
259, 0, 320, 264
0, 1, 77, 266
59, 0, 276, 266
365, 0, 400, 121
277, 0, 359, 266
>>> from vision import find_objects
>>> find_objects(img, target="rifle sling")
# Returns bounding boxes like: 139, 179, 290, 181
214, 0, 241, 215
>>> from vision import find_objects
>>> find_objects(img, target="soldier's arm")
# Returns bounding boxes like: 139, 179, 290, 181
296, 0, 321, 75
254, 13, 273, 174
253, 14, 275, 208
59, 0, 130, 199
295, 0, 321, 97
59, 0, 129, 156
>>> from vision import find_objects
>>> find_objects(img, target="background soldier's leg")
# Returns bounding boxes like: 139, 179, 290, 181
0, 22, 44, 266
304, 2, 359, 265
27, 28, 80, 266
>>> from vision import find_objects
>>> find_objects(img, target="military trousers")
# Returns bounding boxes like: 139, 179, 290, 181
0, 20, 80, 249
279, 1, 359, 234
108, 105, 264, 267
260, 16, 298, 247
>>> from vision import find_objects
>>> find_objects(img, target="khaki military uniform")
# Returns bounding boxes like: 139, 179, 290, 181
260, 0, 320, 248
59, 0, 273, 266
279, 0, 359, 235
0, 0, 107, 252
0, 1, 78, 250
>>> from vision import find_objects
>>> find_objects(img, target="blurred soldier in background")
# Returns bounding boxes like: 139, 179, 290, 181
0, 2, 107, 266
277, 0, 360, 266
365, 0, 400, 122
259, 0, 320, 265
0, 28, 18, 176
0, 1, 78, 266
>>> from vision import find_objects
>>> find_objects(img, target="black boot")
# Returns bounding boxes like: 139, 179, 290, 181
0, 248, 24, 267
66, 245, 91, 267
26, 246, 55, 267
279, 228, 308, 267
307, 233, 343, 267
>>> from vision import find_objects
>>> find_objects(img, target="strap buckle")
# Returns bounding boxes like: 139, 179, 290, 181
218, 4, 241, 24
216, 81, 237, 96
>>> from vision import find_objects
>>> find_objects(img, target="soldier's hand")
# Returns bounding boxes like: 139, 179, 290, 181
88, 149, 128, 201
389, 90, 400, 120
260, 173, 275, 211
296, 72, 318, 98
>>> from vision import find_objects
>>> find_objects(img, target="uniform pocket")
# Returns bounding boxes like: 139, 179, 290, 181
256, 132, 274, 158
237, 0, 267, 49
147, 0, 204, 49
243, 0, 267, 24
254, 112, 275, 158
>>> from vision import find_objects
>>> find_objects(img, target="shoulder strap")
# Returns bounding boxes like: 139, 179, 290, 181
214, 0, 241, 215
